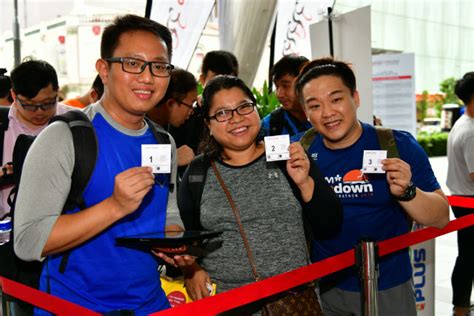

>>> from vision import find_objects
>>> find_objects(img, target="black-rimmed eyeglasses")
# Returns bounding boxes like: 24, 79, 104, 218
208, 102, 256, 122
178, 100, 198, 110
17, 97, 57, 112
106, 57, 174, 78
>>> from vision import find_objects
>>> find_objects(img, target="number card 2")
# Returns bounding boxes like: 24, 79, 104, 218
362, 150, 387, 174
264, 135, 290, 162
141, 144, 171, 174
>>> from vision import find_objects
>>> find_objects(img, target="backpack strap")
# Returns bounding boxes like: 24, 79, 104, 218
49, 111, 97, 274
269, 107, 285, 136
0, 105, 11, 165
187, 154, 211, 227
49, 110, 98, 211
300, 127, 318, 152
374, 127, 399, 158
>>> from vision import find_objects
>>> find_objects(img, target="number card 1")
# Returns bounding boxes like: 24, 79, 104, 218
362, 150, 387, 174
264, 135, 290, 162
142, 144, 171, 174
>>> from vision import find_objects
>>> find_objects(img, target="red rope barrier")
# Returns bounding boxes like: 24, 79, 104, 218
151, 213, 474, 316
0, 277, 100, 316
447, 195, 474, 208
2, 196, 473, 315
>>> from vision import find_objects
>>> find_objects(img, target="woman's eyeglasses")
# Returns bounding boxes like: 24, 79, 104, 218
208, 102, 255, 122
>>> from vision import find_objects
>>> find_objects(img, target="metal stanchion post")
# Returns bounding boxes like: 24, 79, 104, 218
355, 239, 379, 316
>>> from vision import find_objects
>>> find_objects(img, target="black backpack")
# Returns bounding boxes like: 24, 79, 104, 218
0, 110, 171, 289
268, 107, 310, 137
0, 111, 98, 293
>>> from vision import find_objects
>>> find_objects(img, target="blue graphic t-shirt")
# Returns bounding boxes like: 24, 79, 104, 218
299, 122, 440, 291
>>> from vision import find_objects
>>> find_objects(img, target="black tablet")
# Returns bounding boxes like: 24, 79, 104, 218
115, 230, 223, 248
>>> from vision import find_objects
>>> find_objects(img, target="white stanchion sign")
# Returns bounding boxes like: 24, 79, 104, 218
372, 53, 417, 136
149, 0, 215, 68
412, 224, 435, 316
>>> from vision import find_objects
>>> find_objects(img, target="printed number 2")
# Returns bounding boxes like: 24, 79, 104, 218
271, 145, 275, 152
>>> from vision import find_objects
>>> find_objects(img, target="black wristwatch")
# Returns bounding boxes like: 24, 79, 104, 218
396, 181, 417, 202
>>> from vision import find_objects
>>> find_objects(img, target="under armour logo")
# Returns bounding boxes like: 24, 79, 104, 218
311, 153, 318, 161
268, 171, 279, 179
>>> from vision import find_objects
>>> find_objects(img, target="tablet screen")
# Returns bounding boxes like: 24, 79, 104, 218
115, 230, 223, 247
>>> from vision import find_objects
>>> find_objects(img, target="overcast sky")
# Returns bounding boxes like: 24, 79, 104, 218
1, 0, 147, 34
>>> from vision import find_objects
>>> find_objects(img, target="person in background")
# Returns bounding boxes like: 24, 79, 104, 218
148, 68, 198, 169
447, 71, 474, 316
13, 15, 182, 315
169, 50, 239, 159
294, 57, 449, 316
1, 60, 71, 220
62, 74, 104, 108
261, 55, 311, 137
176, 75, 342, 314
0, 68, 13, 106
0, 59, 72, 316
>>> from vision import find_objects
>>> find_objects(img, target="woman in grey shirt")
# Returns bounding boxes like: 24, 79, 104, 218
177, 75, 342, 313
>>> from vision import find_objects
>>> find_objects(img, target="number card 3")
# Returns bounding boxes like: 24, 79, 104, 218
362, 150, 387, 174
142, 144, 171, 174
264, 135, 290, 162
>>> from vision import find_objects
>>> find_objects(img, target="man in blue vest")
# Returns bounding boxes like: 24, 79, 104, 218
14, 15, 183, 315
294, 57, 449, 315
261, 55, 312, 136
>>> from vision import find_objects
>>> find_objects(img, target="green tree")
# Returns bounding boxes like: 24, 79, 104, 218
439, 77, 460, 105
252, 81, 280, 118
416, 90, 429, 121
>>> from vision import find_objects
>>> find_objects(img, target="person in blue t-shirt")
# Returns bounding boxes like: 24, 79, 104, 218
293, 57, 450, 316
261, 55, 312, 137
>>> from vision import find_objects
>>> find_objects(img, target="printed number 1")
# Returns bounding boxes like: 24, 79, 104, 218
149, 156, 153, 163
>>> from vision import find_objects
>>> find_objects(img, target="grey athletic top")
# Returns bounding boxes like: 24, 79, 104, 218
199, 155, 309, 293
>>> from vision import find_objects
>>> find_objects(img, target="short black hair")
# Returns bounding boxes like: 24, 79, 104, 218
0, 68, 13, 102
91, 74, 104, 99
158, 68, 197, 105
101, 14, 172, 61
455, 72, 474, 105
201, 50, 239, 77
271, 55, 309, 82
10, 60, 59, 99
295, 57, 357, 104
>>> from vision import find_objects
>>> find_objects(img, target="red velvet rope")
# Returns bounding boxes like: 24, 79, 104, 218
2, 196, 473, 315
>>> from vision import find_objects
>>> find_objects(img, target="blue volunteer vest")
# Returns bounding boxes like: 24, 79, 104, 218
38, 113, 170, 315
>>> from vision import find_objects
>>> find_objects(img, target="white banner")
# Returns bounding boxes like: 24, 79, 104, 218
274, 0, 331, 60
149, 0, 215, 68
372, 53, 417, 136
309, 6, 373, 126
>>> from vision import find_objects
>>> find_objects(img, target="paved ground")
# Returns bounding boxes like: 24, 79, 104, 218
430, 156, 473, 316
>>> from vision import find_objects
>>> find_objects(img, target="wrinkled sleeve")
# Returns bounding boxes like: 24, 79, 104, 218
286, 158, 343, 240
14, 122, 74, 261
